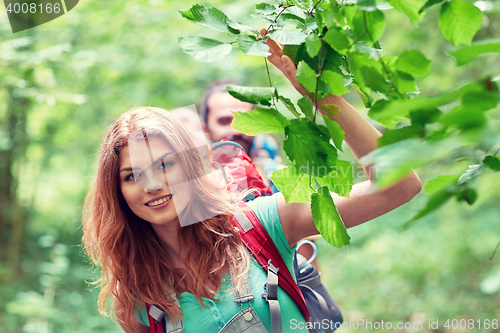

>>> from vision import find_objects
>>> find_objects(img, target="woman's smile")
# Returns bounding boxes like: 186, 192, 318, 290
145, 194, 174, 210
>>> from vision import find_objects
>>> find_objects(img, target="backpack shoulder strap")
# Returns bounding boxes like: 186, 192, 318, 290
145, 303, 164, 333
146, 297, 184, 333
232, 202, 311, 322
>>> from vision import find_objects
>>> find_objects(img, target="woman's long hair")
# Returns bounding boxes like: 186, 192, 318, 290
82, 107, 251, 331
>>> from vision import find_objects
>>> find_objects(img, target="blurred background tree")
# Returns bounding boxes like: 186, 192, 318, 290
0, 0, 498, 332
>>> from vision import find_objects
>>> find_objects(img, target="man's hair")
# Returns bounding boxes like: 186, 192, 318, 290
199, 79, 242, 126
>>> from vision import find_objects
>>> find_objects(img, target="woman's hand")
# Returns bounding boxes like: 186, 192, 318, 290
260, 29, 310, 96
260, 29, 344, 108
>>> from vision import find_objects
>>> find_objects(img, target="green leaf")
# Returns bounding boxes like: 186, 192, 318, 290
284, 119, 338, 177
312, 186, 350, 248
271, 166, 315, 203
296, 61, 317, 93
255, 3, 276, 15
377, 125, 423, 147
322, 115, 345, 152
484, 156, 500, 171
283, 45, 301, 63
237, 35, 271, 57
352, 10, 386, 44
232, 108, 290, 135
305, 34, 322, 58
269, 30, 308, 45
419, 0, 445, 13
354, 41, 383, 57
322, 70, 350, 96
318, 160, 353, 196
360, 66, 390, 93
297, 96, 314, 121
228, 21, 259, 35
438, 0, 483, 47
278, 95, 300, 118
409, 108, 442, 126
458, 164, 486, 186
323, 28, 351, 55
350, 82, 371, 107
319, 104, 340, 117
179, 5, 237, 34
276, 13, 306, 28
324, 2, 348, 28
392, 71, 417, 94
423, 175, 460, 196
360, 138, 462, 188
455, 188, 478, 205
439, 105, 486, 129
387, 0, 425, 26
321, 44, 344, 71
357, 0, 378, 11
462, 91, 500, 112
402, 189, 453, 229
368, 82, 484, 129
178, 37, 232, 62
346, 53, 382, 96
395, 50, 432, 77
449, 41, 500, 66
226, 86, 275, 105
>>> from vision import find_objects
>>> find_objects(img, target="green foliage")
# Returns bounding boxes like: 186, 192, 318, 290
483, 155, 500, 171
226, 85, 275, 105
231, 107, 289, 135
438, 0, 483, 47
423, 175, 460, 196
449, 40, 500, 66
395, 49, 432, 77
312, 186, 350, 248
322, 116, 344, 152
179, 0, 500, 246
297, 95, 314, 120
178, 37, 232, 62
296, 61, 317, 93
237, 34, 271, 57
283, 118, 338, 178
179, 5, 241, 34
387, 0, 425, 25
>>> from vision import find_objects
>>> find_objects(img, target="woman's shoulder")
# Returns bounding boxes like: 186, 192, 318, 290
244, 193, 295, 256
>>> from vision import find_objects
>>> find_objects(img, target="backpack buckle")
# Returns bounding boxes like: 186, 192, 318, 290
148, 304, 165, 324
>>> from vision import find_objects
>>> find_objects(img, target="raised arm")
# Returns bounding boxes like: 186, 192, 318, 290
262, 31, 422, 248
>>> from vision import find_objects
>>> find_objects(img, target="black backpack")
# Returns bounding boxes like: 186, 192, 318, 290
293, 240, 343, 333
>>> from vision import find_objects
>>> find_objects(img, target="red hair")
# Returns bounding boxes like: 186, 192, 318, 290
82, 107, 250, 331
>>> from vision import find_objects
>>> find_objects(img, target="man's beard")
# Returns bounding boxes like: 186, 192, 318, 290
225, 134, 253, 153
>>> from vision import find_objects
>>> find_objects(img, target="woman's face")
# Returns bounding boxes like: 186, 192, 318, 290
119, 138, 191, 227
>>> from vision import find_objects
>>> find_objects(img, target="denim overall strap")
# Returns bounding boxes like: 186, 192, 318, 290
230, 253, 255, 304
148, 293, 184, 333
218, 257, 269, 333
164, 294, 183, 333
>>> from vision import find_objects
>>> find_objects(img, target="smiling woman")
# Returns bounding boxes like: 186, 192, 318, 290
82, 107, 253, 332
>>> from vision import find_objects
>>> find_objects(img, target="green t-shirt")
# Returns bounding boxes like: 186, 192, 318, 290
135, 193, 308, 333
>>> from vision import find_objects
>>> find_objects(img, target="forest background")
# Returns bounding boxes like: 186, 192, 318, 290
0, 0, 499, 332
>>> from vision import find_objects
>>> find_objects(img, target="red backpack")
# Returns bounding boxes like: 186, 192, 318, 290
145, 141, 310, 332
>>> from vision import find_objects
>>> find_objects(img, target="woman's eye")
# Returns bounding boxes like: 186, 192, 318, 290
125, 173, 140, 181
158, 161, 173, 171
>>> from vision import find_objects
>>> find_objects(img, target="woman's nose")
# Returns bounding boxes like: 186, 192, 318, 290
137, 168, 167, 191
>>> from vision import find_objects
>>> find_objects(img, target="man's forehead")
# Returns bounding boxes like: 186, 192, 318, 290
207, 92, 253, 116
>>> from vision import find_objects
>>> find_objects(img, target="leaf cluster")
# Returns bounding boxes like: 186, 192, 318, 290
179, 0, 500, 246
